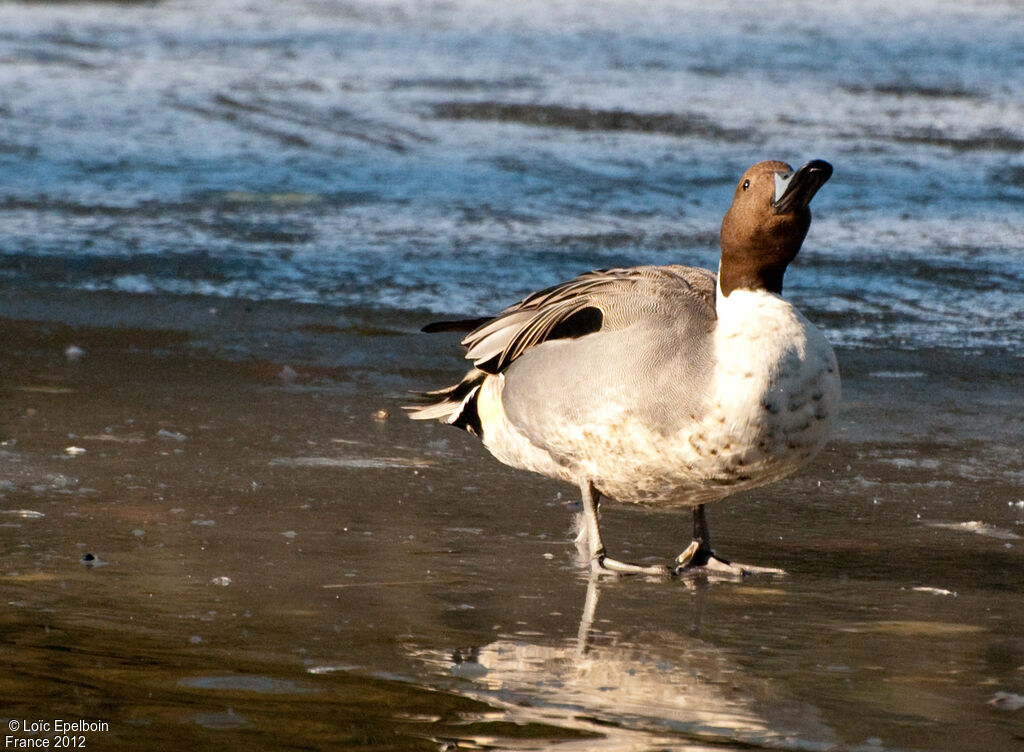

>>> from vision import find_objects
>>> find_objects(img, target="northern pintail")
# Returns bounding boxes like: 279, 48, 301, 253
409, 160, 839, 576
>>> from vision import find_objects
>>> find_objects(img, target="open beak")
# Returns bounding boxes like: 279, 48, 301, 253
772, 159, 833, 214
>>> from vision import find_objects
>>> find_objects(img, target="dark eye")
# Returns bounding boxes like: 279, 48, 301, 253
742, 179, 750, 191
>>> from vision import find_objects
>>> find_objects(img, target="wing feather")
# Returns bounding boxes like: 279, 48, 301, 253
463, 266, 715, 374
408, 264, 717, 430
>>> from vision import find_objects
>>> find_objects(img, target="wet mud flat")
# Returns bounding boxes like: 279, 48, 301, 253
2, 293, 1023, 751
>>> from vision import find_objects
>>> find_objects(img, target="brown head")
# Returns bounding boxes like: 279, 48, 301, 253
718, 159, 832, 296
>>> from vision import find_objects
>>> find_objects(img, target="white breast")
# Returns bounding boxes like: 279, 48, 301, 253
694, 287, 841, 489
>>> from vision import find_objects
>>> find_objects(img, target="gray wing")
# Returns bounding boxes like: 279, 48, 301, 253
498, 265, 719, 443
407, 264, 717, 431
462, 265, 717, 374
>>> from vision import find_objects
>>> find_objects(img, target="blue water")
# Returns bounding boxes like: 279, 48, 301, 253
1, 0, 1022, 353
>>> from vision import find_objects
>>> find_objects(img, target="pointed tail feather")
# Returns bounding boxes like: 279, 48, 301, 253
404, 368, 486, 437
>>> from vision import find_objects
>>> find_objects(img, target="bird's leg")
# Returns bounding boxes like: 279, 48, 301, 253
675, 504, 720, 568
577, 480, 603, 556
675, 504, 786, 577
579, 481, 671, 576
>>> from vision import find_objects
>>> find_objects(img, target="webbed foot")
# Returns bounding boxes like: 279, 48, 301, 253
593, 553, 673, 577
673, 540, 785, 577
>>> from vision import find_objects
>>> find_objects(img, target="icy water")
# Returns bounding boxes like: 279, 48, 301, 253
1, 1, 1023, 750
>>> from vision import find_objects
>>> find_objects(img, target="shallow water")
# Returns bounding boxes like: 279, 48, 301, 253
2, 314, 1023, 751
2, 1, 1023, 750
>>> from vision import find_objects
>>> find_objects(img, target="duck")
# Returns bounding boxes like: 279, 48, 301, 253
408, 159, 840, 576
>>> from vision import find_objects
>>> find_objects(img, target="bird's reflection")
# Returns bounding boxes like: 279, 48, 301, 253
424, 575, 836, 751
575, 572, 709, 659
